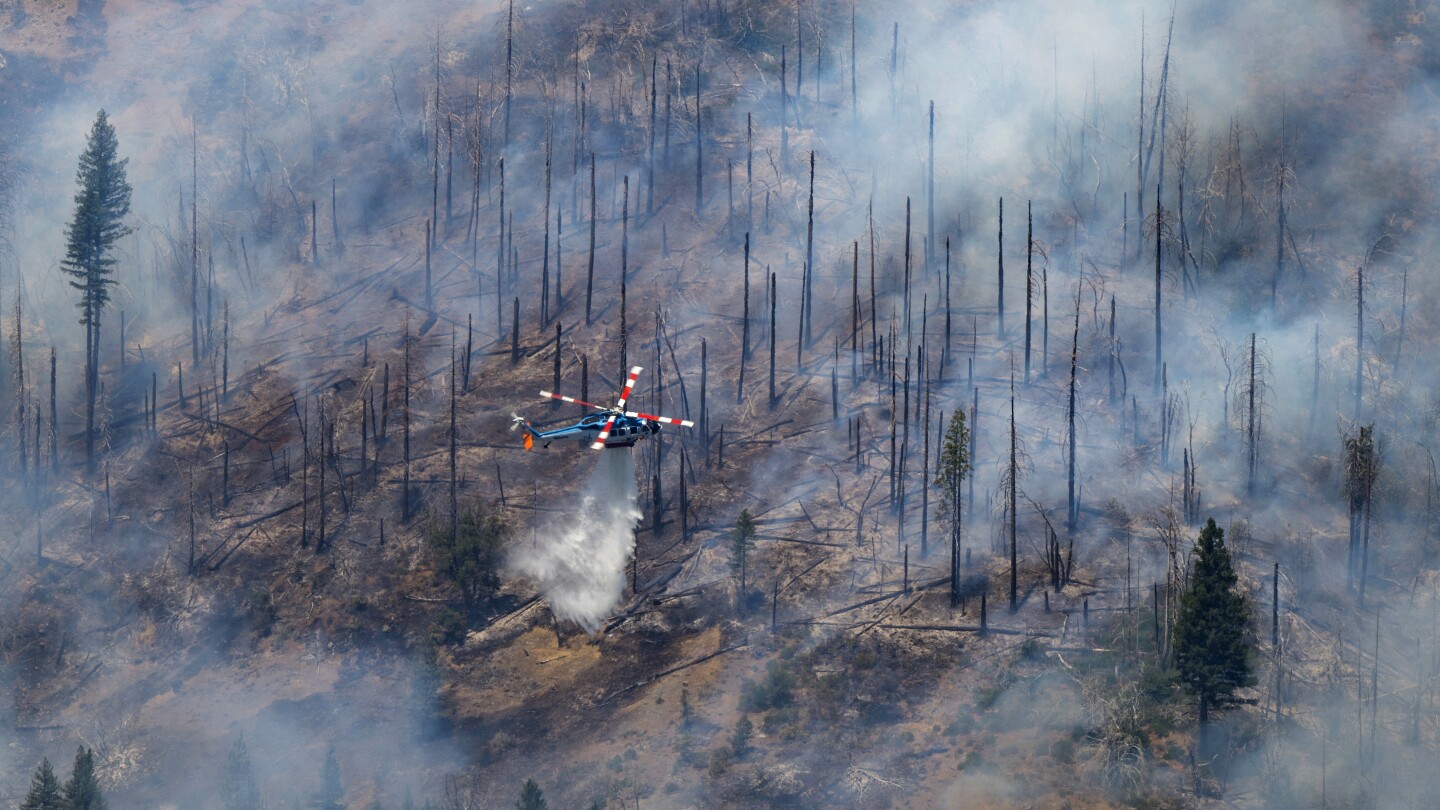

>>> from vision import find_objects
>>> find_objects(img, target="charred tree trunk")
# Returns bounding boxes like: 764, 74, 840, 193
1108, 295, 1117, 403
769, 271, 777, 406
1247, 332, 1258, 496
648, 53, 657, 215
853, 240, 861, 381
903, 198, 912, 338
1024, 202, 1033, 384
50, 349, 58, 471
503, 0, 514, 150
804, 151, 816, 348
695, 63, 703, 214
997, 198, 1005, 336
1067, 294, 1080, 534
497, 157, 506, 329
1009, 365, 1018, 611
541, 136, 552, 325
780, 47, 789, 169
927, 100, 935, 270
511, 298, 520, 365
1355, 265, 1364, 423
739, 232, 751, 401
620, 176, 629, 377
450, 347, 459, 544
586, 153, 597, 325
403, 326, 413, 522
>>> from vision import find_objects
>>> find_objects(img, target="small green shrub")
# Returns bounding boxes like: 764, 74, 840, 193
1050, 737, 1075, 764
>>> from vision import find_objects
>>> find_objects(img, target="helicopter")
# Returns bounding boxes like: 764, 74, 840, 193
512, 365, 694, 450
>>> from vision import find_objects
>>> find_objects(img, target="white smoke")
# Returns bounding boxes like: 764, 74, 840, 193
508, 450, 642, 633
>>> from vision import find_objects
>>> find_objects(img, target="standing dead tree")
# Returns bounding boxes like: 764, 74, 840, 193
1235, 332, 1269, 496
739, 232, 751, 401
1344, 424, 1378, 601
1024, 202, 1033, 383
1006, 360, 1020, 610
997, 198, 1005, 335
1067, 290, 1080, 533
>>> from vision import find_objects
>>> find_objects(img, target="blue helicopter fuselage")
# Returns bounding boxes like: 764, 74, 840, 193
531, 413, 661, 448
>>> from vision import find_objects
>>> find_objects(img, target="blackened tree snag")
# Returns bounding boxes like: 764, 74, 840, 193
503, 0, 514, 150
497, 157, 506, 327
586, 153, 597, 325
450, 346, 459, 545
403, 324, 413, 522
1154, 185, 1163, 391
1009, 362, 1018, 611
903, 197, 912, 338
665, 58, 673, 169
1067, 292, 1080, 533
620, 175, 629, 377
511, 298, 520, 366
769, 271, 777, 406
648, 52, 657, 215
997, 198, 1005, 336
541, 135, 552, 325
804, 151, 816, 348
695, 62, 703, 214
780, 47, 789, 169
1024, 201, 1033, 383
927, 102, 937, 270
1354, 265, 1364, 423
739, 232, 750, 401
50, 349, 58, 471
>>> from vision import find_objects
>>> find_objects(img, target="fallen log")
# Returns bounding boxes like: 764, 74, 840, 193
599, 642, 749, 705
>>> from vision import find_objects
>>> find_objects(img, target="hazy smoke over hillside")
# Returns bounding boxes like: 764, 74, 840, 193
509, 449, 641, 633
4, 0, 1440, 804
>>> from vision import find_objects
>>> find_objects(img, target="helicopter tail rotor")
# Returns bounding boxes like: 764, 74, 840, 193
511, 414, 537, 450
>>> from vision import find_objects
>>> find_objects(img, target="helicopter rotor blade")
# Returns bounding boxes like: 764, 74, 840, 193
623, 410, 695, 427
590, 414, 618, 450
614, 366, 642, 409
539, 390, 607, 410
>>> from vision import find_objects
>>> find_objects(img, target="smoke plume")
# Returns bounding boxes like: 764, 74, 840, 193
509, 449, 641, 633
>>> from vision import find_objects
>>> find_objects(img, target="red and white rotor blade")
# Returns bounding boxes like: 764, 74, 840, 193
615, 366, 642, 409
624, 411, 695, 428
590, 414, 618, 450
539, 390, 606, 410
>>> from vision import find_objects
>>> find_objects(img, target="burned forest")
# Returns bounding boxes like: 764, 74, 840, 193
4, 0, 1440, 807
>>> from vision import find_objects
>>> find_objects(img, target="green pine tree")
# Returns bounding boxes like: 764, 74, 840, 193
20, 758, 63, 810
515, 778, 547, 810
730, 508, 758, 605
429, 500, 510, 621
1172, 518, 1255, 726
730, 715, 754, 759
220, 734, 262, 810
61, 746, 106, 810
934, 410, 971, 607
60, 109, 132, 475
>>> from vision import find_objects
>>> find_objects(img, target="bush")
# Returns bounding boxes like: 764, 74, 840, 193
245, 589, 277, 637
976, 670, 1017, 711
730, 716, 754, 758
1050, 737, 1075, 764
432, 608, 468, 646
761, 706, 800, 737
708, 748, 734, 777
428, 500, 510, 622
740, 661, 796, 713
